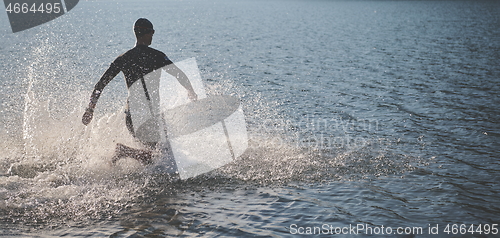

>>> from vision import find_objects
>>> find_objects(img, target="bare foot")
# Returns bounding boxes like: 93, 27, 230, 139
111, 143, 153, 165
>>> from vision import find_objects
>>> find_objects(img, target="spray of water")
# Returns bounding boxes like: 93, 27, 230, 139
0, 41, 421, 229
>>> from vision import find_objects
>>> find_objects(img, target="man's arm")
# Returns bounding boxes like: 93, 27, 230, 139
164, 63, 198, 101
82, 63, 120, 125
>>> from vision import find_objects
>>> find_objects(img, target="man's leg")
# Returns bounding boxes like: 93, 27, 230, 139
114, 107, 155, 165
111, 143, 153, 165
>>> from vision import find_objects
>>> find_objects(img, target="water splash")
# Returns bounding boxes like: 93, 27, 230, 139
1, 40, 423, 230
0, 81, 423, 231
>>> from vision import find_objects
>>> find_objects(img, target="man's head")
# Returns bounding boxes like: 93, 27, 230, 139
134, 18, 154, 45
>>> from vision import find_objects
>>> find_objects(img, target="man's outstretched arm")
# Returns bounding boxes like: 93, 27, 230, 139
164, 63, 198, 101
82, 64, 120, 125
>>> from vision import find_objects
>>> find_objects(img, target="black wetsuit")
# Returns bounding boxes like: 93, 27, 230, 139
90, 45, 173, 137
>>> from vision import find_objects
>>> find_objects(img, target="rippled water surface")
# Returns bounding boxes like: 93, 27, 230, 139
1, 0, 499, 237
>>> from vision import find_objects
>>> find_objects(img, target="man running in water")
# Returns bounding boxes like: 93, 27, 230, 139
82, 18, 197, 164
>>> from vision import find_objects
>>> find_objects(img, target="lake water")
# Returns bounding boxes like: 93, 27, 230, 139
1, 0, 499, 237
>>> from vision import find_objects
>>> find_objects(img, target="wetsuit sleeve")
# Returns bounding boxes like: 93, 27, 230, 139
163, 60, 197, 100
88, 61, 121, 108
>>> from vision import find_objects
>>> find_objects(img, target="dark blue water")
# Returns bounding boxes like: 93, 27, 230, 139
1, 0, 499, 237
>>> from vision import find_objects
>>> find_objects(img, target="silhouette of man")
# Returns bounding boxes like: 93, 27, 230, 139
82, 18, 197, 164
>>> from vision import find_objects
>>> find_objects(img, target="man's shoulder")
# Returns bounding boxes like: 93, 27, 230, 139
113, 48, 134, 63
144, 46, 166, 57
112, 45, 170, 68
131, 45, 166, 57
119, 45, 165, 56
